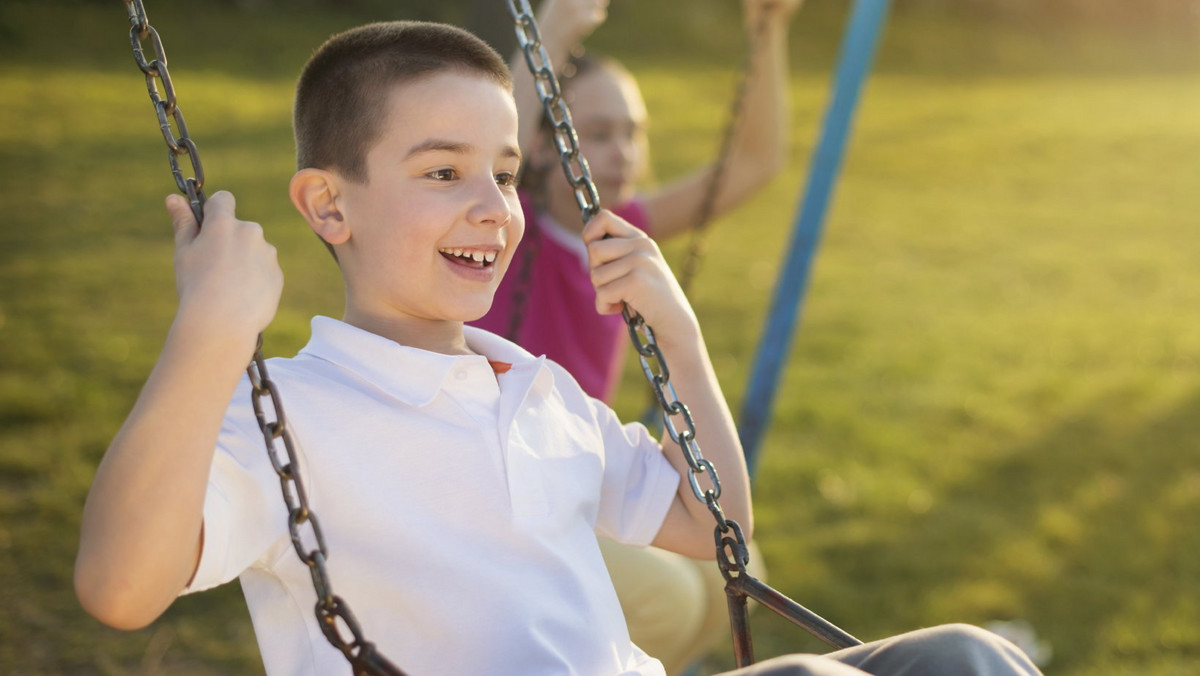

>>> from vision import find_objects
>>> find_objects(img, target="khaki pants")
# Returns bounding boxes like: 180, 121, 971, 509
600, 538, 768, 675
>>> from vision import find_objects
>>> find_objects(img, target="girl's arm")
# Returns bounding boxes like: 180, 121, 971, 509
645, 0, 804, 241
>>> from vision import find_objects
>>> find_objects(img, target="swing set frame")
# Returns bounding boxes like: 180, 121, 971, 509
118, 0, 874, 672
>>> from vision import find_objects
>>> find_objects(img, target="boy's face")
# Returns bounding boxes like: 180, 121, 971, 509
336, 72, 523, 328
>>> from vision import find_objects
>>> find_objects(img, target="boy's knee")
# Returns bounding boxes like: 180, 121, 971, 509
923, 622, 997, 646
738, 653, 858, 676
907, 623, 1038, 675
926, 622, 1007, 649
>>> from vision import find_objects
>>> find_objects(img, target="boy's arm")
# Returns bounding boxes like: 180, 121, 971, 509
582, 211, 752, 560
644, 0, 804, 241
75, 192, 282, 630
512, 0, 609, 153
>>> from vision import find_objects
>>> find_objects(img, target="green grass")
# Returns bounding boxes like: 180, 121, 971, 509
3, 1, 1200, 674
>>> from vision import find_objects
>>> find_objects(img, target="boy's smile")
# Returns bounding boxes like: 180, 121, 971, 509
440, 245, 499, 264
332, 71, 523, 350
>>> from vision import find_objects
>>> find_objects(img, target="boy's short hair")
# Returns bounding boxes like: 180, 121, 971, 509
294, 21, 512, 182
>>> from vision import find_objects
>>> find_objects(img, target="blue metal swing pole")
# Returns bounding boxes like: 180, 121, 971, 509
738, 0, 892, 473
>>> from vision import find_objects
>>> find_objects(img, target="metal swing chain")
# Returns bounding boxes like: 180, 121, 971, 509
507, 2, 863, 661
122, 0, 206, 225
120, 4, 404, 674
506, 0, 749, 568
676, 9, 770, 298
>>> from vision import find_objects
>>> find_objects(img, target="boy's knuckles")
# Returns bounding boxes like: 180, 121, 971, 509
630, 238, 659, 256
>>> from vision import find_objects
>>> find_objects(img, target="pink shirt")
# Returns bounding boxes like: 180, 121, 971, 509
471, 193, 651, 402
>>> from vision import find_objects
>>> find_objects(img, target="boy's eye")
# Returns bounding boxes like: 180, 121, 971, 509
495, 172, 519, 188
428, 168, 457, 181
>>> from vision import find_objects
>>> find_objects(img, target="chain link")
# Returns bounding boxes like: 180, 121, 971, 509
508, 0, 602, 222
124, 0, 206, 224
120, 3, 403, 673
676, 11, 770, 297
506, 0, 745, 551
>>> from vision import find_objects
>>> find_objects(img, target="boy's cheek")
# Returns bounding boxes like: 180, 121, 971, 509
508, 212, 526, 247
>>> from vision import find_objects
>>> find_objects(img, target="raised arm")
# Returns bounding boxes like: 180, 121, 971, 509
582, 210, 752, 559
645, 0, 804, 241
75, 192, 282, 630
512, 0, 609, 153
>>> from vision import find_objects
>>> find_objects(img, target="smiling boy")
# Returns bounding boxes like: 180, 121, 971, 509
75, 20, 1042, 676
75, 19, 749, 675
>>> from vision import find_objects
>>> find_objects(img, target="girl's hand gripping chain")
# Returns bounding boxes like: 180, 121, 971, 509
743, 0, 805, 25
539, 0, 609, 47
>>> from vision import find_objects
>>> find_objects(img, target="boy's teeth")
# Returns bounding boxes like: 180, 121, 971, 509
440, 247, 496, 264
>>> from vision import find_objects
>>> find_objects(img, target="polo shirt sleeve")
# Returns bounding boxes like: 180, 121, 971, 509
588, 397, 679, 548
184, 377, 289, 594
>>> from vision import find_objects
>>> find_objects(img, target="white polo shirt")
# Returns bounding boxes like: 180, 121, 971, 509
186, 317, 679, 676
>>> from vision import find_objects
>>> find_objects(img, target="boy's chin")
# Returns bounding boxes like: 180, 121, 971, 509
458, 311, 488, 324
456, 302, 494, 324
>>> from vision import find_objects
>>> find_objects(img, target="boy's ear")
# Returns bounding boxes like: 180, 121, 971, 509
289, 168, 350, 246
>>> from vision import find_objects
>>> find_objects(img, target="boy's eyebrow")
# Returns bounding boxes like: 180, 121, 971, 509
405, 139, 522, 162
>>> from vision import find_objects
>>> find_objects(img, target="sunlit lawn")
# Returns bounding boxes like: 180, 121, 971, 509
2, 1, 1199, 674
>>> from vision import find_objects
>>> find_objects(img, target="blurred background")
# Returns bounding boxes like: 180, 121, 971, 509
2, 0, 1199, 673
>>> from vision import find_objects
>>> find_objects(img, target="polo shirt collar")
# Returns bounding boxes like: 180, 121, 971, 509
298, 316, 546, 407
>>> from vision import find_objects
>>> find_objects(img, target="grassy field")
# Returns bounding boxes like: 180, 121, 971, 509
2, 1, 1199, 674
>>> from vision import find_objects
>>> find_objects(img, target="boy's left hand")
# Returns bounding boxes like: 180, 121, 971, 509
583, 210, 697, 338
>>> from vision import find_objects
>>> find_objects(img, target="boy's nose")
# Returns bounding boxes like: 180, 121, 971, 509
467, 177, 513, 228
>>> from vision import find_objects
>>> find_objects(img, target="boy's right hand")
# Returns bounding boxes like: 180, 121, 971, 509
166, 190, 283, 345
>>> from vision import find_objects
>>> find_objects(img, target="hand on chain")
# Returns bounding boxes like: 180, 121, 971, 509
742, 0, 804, 27
168, 190, 282, 343
583, 210, 698, 340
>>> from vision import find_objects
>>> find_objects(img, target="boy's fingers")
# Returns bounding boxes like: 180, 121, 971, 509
202, 190, 237, 222
165, 194, 198, 246
586, 235, 639, 269
581, 209, 640, 245
167, 190, 238, 246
